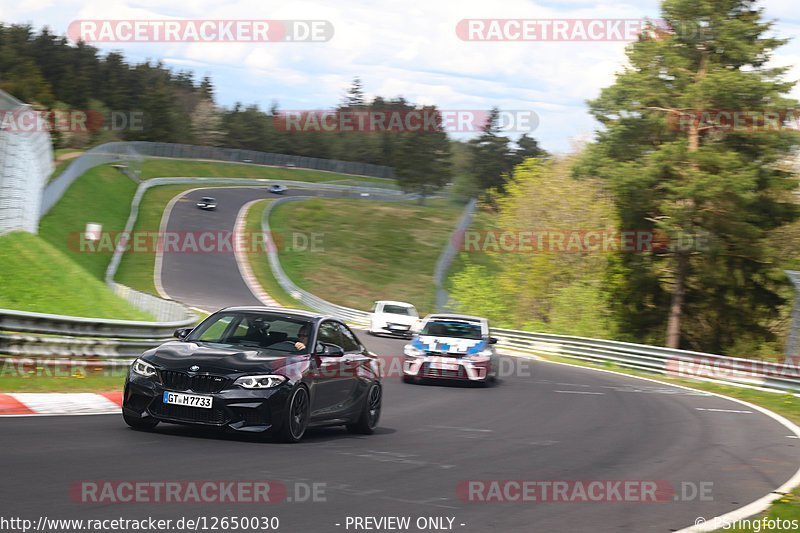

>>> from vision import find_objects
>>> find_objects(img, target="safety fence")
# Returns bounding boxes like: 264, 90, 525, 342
261, 197, 377, 327
42, 141, 396, 215
493, 328, 800, 394
0, 307, 191, 359
433, 198, 477, 312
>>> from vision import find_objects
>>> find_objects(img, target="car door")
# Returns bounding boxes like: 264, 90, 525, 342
334, 322, 371, 410
309, 320, 351, 419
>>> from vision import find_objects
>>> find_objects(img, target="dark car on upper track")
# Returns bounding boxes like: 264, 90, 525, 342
196, 196, 217, 210
122, 307, 382, 442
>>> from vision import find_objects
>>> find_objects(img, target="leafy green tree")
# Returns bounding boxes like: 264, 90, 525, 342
579, 0, 799, 351
451, 157, 619, 337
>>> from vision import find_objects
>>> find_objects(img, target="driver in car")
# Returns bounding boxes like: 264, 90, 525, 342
294, 324, 309, 351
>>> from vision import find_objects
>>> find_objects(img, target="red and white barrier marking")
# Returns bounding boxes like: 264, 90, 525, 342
0, 392, 122, 416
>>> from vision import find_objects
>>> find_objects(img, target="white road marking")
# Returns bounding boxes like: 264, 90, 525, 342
554, 390, 605, 395
695, 407, 752, 414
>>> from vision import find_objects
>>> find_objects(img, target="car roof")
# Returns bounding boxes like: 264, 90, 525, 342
375, 300, 416, 307
424, 313, 487, 323
214, 306, 329, 321
200, 196, 216, 200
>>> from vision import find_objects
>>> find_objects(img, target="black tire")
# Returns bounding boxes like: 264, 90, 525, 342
402, 375, 415, 384
477, 375, 497, 388
279, 386, 310, 443
347, 382, 382, 434
123, 411, 159, 430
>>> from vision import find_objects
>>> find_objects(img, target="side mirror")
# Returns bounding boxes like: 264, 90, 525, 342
174, 327, 192, 340
489, 337, 498, 345
318, 343, 345, 357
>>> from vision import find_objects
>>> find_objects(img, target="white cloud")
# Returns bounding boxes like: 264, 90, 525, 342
3, 0, 799, 151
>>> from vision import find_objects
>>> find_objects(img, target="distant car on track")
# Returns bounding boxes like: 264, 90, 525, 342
368, 300, 419, 338
122, 306, 382, 442
196, 196, 217, 210
268, 184, 287, 194
403, 314, 498, 385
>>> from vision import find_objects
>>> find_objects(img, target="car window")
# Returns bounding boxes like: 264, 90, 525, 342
383, 304, 413, 315
336, 323, 361, 352
196, 315, 236, 341
421, 320, 482, 339
190, 312, 311, 351
317, 321, 342, 347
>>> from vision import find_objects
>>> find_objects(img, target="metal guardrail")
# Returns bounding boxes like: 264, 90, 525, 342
42, 141, 397, 215
433, 198, 476, 312
2, 143, 405, 359
255, 195, 800, 395
0, 333, 160, 359
0, 308, 188, 341
492, 328, 800, 394
260, 197, 373, 326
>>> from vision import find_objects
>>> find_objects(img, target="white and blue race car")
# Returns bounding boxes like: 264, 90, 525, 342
402, 314, 498, 385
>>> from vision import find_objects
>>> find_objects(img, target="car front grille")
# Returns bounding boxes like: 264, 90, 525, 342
160, 370, 228, 393
422, 362, 468, 380
230, 407, 269, 426
149, 401, 227, 425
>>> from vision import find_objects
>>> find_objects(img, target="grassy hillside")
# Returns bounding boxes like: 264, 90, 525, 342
0, 232, 151, 320
270, 198, 464, 313
39, 165, 138, 279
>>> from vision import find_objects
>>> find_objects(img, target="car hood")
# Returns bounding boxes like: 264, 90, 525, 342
411, 335, 488, 356
141, 341, 301, 374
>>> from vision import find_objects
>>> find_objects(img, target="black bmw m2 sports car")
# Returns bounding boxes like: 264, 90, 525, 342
122, 307, 382, 442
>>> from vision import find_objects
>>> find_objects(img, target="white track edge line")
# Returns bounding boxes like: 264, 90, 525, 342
503, 351, 800, 532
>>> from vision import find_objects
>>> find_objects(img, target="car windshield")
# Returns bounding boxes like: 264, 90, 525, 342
187, 312, 311, 353
201, 197, 215, 202
383, 304, 416, 316
420, 320, 482, 339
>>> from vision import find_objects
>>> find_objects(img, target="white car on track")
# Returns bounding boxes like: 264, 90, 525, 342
368, 300, 419, 338
403, 314, 498, 384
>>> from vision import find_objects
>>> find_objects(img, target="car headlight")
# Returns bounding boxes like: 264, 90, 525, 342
234, 375, 287, 389
131, 358, 157, 378
404, 345, 424, 357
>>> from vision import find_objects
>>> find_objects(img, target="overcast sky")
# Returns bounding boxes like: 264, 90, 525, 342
5, 0, 800, 152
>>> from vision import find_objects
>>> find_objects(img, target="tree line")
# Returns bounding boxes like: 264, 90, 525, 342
0, 24, 543, 197
451, 0, 800, 357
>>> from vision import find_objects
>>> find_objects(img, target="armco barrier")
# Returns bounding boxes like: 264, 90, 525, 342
255, 196, 800, 395
42, 141, 397, 215
0, 308, 192, 340
260, 197, 374, 327
493, 328, 800, 394
433, 198, 476, 312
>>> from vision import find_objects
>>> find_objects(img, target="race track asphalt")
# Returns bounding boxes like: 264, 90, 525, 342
1, 186, 797, 533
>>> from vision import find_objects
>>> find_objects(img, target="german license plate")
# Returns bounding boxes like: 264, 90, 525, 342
162, 391, 212, 409
430, 361, 460, 371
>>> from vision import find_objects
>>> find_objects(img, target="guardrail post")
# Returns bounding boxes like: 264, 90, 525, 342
785, 271, 800, 364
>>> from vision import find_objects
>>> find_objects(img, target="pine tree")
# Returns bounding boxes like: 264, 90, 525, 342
580, 0, 799, 351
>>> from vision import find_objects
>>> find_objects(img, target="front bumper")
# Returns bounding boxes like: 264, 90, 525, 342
123, 374, 292, 433
403, 356, 491, 381
373, 323, 414, 337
